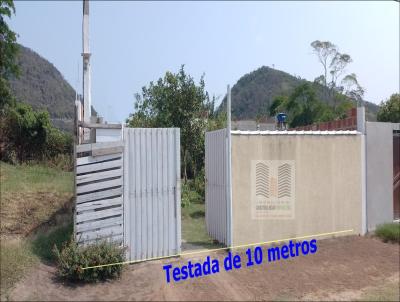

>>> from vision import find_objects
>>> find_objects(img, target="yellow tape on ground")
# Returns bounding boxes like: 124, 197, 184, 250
81, 229, 354, 270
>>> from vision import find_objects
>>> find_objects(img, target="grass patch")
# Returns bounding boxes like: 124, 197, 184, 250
1, 161, 74, 297
31, 223, 73, 262
1, 224, 73, 299
358, 277, 400, 301
1, 161, 73, 235
0, 161, 73, 194
0, 239, 38, 299
375, 223, 400, 243
181, 185, 223, 249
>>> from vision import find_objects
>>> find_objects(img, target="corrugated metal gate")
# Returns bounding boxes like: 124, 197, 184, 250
75, 126, 181, 262
123, 128, 181, 261
394, 131, 400, 220
205, 128, 229, 245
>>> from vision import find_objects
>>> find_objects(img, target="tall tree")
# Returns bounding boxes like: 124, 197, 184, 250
126, 65, 213, 182
311, 40, 363, 107
0, 0, 19, 110
310, 40, 337, 88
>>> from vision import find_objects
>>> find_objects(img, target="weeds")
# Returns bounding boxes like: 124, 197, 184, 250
375, 223, 400, 243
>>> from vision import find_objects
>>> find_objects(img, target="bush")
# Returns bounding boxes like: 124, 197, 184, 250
375, 223, 400, 243
182, 181, 203, 208
45, 127, 73, 158
53, 238, 126, 282
192, 167, 205, 198
1, 102, 72, 166
45, 153, 73, 171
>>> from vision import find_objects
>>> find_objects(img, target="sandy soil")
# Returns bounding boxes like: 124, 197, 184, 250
8, 236, 400, 301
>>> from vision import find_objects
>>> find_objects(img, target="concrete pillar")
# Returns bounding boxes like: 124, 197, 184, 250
357, 106, 365, 134
82, 0, 91, 124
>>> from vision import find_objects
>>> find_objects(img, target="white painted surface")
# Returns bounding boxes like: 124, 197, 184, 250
366, 122, 399, 231
123, 128, 181, 261
82, 0, 91, 123
75, 147, 124, 245
205, 128, 229, 245
226, 86, 233, 247
75, 127, 181, 260
96, 128, 122, 142
357, 106, 366, 134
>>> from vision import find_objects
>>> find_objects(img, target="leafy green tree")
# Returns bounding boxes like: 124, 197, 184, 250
126, 66, 213, 182
3, 102, 50, 161
268, 95, 288, 117
269, 83, 327, 128
268, 83, 351, 128
1, 101, 72, 163
377, 93, 400, 123
0, 0, 19, 110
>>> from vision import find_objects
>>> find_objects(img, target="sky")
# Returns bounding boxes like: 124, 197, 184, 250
9, 1, 400, 123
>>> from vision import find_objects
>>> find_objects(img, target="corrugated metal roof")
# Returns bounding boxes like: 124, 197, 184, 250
231, 130, 360, 135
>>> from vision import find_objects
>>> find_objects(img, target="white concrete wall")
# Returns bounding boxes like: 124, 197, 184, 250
366, 122, 399, 231
231, 133, 363, 246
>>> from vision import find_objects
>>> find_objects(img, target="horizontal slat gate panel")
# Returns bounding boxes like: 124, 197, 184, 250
76, 197, 122, 212
76, 206, 123, 223
76, 144, 91, 153
78, 226, 123, 242
76, 216, 123, 233
76, 141, 124, 153
76, 187, 123, 204
92, 146, 124, 157
76, 168, 122, 184
80, 235, 123, 245
77, 154, 122, 166
77, 159, 122, 174
77, 178, 122, 194
75, 137, 124, 246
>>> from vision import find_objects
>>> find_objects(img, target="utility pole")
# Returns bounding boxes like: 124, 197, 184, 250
226, 85, 232, 248
82, 0, 91, 124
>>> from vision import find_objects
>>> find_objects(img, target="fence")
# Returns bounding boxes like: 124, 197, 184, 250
205, 129, 229, 245
75, 142, 124, 245
230, 131, 364, 246
291, 108, 357, 131
205, 128, 366, 247
74, 124, 181, 261
123, 128, 181, 261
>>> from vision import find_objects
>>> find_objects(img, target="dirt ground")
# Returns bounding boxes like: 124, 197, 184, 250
8, 236, 400, 301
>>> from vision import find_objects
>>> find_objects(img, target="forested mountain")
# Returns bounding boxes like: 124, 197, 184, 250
8, 45, 76, 131
218, 66, 379, 121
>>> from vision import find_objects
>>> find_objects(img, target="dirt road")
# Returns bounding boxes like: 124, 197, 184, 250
8, 236, 400, 301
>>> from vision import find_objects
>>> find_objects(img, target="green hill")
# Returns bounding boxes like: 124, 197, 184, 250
219, 66, 379, 121
9, 45, 76, 131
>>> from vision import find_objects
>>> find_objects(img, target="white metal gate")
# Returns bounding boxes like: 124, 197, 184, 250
75, 141, 124, 245
75, 126, 181, 262
123, 128, 181, 261
205, 128, 229, 245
